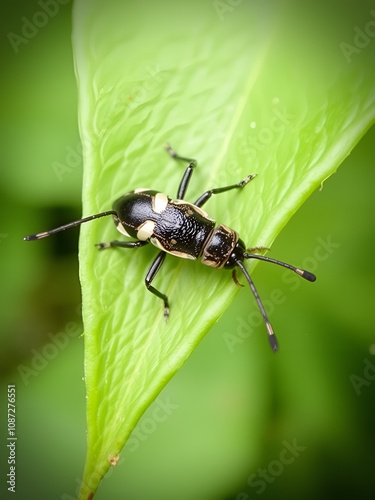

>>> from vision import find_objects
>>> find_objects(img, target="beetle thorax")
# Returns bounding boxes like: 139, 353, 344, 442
200, 224, 239, 269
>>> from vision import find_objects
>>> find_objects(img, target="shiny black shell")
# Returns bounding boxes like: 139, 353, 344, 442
113, 190, 216, 260
112, 189, 239, 268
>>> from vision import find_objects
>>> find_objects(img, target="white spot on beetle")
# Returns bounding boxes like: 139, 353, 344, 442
134, 188, 151, 193
116, 221, 131, 237
152, 192, 168, 214
169, 249, 195, 260
150, 236, 195, 260
150, 236, 165, 251
137, 220, 156, 241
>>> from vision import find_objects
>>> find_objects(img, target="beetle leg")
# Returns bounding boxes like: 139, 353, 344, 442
232, 269, 245, 287
95, 240, 148, 250
236, 260, 279, 352
164, 143, 197, 199
194, 174, 256, 208
246, 246, 270, 254
145, 250, 170, 321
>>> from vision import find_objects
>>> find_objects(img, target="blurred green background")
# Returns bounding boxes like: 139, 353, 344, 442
1, 1, 374, 499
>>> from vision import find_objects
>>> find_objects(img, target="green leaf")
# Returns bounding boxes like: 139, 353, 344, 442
72, 0, 375, 497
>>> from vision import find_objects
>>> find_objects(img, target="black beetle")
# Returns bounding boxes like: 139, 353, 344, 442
25, 144, 316, 351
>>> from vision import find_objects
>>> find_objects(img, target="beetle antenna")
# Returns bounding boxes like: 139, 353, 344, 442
236, 260, 279, 352
243, 253, 316, 282
24, 211, 118, 241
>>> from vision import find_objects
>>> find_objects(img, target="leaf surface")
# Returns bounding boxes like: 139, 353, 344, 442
72, 0, 375, 496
